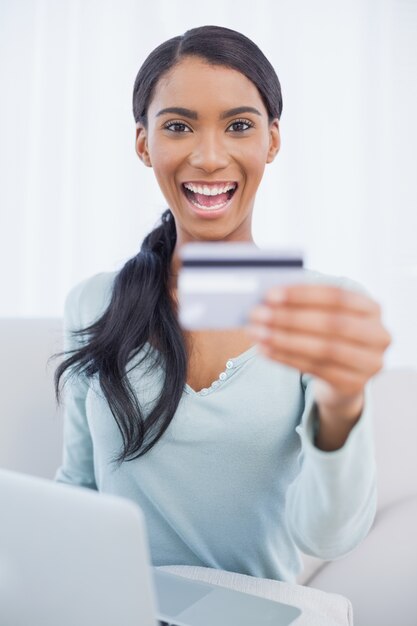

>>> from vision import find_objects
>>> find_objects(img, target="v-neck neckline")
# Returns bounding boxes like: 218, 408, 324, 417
184, 344, 259, 397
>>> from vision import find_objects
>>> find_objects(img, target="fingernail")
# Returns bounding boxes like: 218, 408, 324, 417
247, 324, 271, 340
250, 306, 273, 323
265, 288, 287, 303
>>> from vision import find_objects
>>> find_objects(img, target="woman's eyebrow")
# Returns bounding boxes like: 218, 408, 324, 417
155, 106, 262, 120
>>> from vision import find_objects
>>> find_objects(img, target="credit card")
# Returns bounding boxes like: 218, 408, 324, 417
178, 242, 305, 330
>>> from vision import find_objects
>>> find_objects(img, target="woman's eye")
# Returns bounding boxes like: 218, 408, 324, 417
163, 121, 191, 133
228, 119, 254, 132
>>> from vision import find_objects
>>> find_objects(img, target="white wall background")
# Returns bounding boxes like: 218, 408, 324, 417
0, 0, 416, 369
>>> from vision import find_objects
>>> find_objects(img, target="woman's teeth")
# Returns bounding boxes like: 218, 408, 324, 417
184, 182, 236, 195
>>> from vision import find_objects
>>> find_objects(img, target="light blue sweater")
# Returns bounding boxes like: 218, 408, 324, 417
55, 269, 377, 583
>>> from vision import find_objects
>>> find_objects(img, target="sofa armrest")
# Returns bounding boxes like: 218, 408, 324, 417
307, 495, 417, 626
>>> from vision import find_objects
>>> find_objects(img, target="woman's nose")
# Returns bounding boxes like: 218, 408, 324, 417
188, 132, 230, 172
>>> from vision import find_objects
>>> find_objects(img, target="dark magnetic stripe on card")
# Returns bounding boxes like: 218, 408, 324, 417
182, 259, 303, 268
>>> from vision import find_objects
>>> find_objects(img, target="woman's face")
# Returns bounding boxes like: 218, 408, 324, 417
135, 56, 280, 247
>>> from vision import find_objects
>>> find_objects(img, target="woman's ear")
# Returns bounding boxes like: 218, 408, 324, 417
266, 119, 280, 164
135, 123, 152, 167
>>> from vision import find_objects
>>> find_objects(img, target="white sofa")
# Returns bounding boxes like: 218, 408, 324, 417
1, 318, 416, 625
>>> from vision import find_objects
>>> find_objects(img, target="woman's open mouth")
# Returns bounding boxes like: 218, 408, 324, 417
181, 182, 238, 213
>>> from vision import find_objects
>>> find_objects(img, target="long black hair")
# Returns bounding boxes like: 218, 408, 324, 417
54, 25, 283, 462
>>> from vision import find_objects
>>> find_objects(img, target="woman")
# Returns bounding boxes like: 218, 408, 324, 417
54, 25, 392, 583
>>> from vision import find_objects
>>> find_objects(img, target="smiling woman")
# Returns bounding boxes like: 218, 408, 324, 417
52, 25, 391, 584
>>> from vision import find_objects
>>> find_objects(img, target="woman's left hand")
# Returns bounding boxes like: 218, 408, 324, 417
246, 284, 392, 421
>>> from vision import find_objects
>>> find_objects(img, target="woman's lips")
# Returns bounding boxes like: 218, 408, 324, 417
180, 183, 238, 218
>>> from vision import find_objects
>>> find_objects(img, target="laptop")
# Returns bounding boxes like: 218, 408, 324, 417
0, 468, 301, 625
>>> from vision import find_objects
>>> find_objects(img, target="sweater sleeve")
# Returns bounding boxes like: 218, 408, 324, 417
54, 272, 115, 489
285, 374, 377, 559
285, 274, 378, 559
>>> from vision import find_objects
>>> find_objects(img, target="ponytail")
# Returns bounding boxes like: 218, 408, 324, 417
54, 209, 188, 462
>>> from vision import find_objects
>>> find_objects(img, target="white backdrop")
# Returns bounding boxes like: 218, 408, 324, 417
1, 0, 416, 369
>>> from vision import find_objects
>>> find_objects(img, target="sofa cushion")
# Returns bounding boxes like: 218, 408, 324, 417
0, 318, 63, 478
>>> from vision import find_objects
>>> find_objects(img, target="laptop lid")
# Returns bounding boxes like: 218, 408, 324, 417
0, 469, 158, 626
